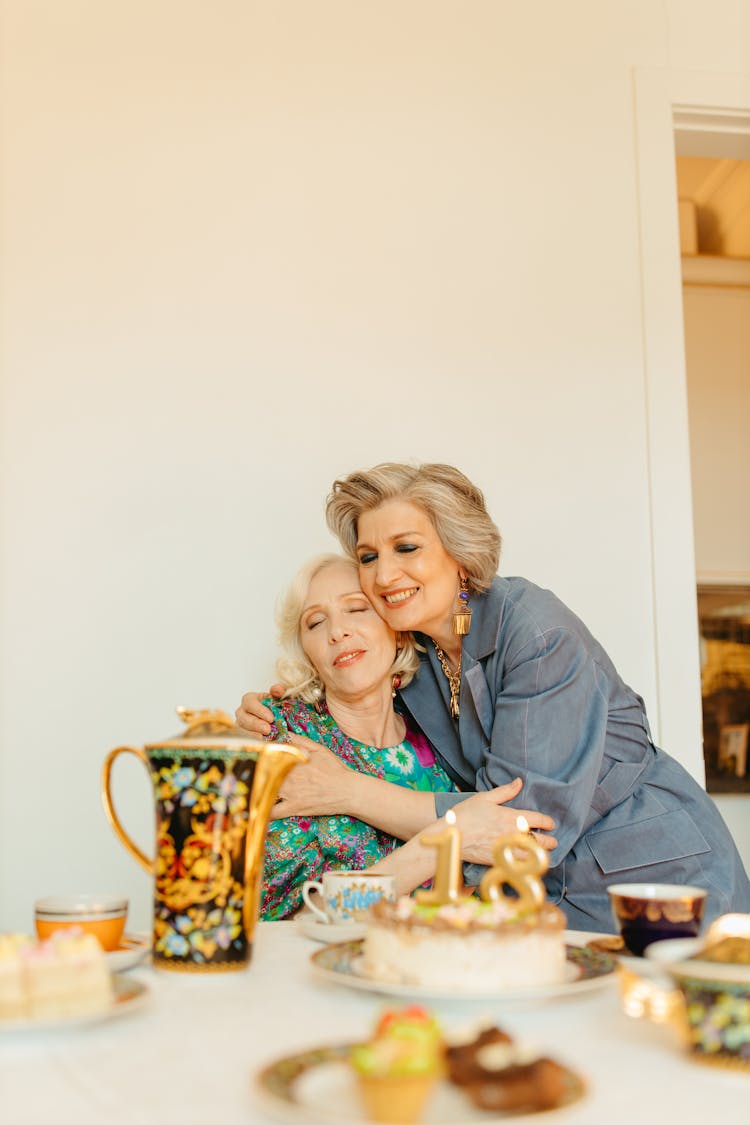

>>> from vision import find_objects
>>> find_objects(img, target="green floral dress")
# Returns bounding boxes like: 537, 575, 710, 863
260, 697, 456, 919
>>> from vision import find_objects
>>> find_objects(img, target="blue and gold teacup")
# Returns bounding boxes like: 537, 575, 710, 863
302, 871, 396, 925
607, 883, 707, 957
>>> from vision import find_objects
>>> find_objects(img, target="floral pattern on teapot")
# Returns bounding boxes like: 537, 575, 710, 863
149, 751, 255, 968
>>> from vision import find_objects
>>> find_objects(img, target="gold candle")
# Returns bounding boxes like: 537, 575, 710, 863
478, 815, 548, 912
416, 808, 462, 905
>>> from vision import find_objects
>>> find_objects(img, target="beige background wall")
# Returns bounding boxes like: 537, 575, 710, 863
1, 1, 748, 931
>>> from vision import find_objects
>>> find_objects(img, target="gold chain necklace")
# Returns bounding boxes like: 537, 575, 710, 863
433, 642, 462, 719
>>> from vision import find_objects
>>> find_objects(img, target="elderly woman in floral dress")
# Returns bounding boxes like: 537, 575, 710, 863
260, 553, 556, 919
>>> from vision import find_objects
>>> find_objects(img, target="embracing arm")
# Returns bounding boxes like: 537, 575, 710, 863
237, 689, 558, 855
365, 833, 437, 896
235, 691, 440, 837
274, 737, 556, 860
364, 787, 552, 896
272, 734, 444, 837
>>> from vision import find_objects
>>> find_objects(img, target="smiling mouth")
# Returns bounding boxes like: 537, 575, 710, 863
333, 650, 365, 667
383, 588, 419, 606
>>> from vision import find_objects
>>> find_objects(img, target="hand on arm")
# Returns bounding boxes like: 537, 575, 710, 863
452, 781, 557, 866
235, 687, 284, 736
271, 734, 438, 835
349, 780, 558, 898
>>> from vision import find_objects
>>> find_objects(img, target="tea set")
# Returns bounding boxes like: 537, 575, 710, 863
16, 706, 750, 1072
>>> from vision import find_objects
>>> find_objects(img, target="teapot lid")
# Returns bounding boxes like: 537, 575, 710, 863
145, 706, 267, 750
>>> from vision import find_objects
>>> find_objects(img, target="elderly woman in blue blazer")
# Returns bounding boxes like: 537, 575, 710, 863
238, 462, 750, 931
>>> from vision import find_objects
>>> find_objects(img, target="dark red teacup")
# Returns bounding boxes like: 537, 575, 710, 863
607, 883, 707, 957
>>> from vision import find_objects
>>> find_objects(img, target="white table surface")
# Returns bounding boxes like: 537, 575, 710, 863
1, 921, 746, 1125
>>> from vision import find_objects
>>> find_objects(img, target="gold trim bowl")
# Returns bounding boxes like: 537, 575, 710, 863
645, 915, 750, 1070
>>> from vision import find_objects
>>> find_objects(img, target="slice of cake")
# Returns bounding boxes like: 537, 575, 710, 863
0, 934, 31, 1019
362, 896, 567, 990
23, 930, 113, 1019
350, 1006, 444, 1125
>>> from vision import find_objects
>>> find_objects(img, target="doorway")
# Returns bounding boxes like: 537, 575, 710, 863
676, 153, 750, 794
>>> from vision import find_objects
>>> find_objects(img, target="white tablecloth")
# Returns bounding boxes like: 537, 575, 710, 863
1, 921, 746, 1124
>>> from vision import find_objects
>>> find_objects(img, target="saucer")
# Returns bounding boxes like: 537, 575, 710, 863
295, 914, 366, 944
107, 933, 150, 972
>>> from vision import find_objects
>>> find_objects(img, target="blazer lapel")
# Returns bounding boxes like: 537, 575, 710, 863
399, 580, 510, 790
458, 581, 508, 756
463, 660, 494, 743
400, 651, 472, 788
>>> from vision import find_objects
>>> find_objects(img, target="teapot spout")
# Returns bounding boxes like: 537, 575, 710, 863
243, 742, 308, 941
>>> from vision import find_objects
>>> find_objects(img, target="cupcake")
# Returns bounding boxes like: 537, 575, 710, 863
350, 1006, 443, 1124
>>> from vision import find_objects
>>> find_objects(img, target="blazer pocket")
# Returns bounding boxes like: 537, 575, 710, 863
585, 807, 711, 875
589, 761, 650, 820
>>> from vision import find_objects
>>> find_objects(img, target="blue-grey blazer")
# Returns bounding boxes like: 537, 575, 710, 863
399, 576, 750, 931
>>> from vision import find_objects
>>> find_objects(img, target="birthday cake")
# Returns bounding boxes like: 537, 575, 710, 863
361, 896, 567, 990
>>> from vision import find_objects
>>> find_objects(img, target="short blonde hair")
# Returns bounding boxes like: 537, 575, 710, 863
274, 553, 420, 703
326, 463, 501, 593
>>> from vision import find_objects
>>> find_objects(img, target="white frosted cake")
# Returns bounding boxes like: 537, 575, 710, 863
0, 930, 113, 1020
362, 897, 567, 990
0, 934, 31, 1018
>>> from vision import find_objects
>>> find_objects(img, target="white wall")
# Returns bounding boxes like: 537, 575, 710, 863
1, 2, 747, 932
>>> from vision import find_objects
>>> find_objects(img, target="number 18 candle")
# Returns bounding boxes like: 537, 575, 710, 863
479, 815, 548, 912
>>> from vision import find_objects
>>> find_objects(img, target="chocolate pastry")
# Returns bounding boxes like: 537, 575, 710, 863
465, 1056, 567, 1112
445, 1026, 512, 1085
446, 1027, 568, 1113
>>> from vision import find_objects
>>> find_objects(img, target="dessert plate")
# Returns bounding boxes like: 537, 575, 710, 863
256, 1043, 585, 1124
107, 932, 151, 972
295, 913, 367, 944
310, 941, 616, 1003
0, 974, 149, 1033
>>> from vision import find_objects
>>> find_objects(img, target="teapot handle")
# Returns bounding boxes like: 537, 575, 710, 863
101, 746, 154, 874
242, 742, 308, 940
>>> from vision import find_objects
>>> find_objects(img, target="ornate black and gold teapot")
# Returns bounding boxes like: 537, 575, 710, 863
102, 707, 306, 972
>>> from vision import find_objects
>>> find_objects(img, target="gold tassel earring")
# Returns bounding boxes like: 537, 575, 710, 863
452, 577, 472, 636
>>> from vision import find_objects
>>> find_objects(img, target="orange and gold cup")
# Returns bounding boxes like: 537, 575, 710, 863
34, 894, 128, 952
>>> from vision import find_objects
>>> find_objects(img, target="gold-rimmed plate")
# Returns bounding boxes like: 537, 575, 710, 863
256, 1043, 586, 1124
309, 941, 616, 1003
0, 974, 149, 1033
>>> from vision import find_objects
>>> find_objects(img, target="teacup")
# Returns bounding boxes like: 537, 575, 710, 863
34, 894, 128, 952
302, 872, 396, 925
607, 883, 707, 956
